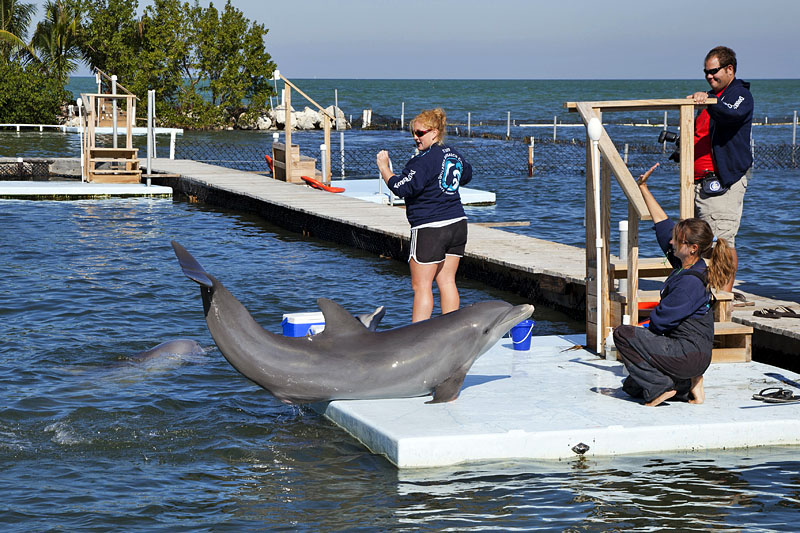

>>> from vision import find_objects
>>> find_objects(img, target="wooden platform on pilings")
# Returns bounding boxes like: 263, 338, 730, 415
145, 159, 800, 366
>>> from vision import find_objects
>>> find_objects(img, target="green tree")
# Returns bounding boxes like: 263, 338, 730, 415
31, 0, 83, 83
0, 61, 69, 122
78, 0, 141, 84
193, 0, 273, 111
0, 0, 37, 63
79, 0, 276, 129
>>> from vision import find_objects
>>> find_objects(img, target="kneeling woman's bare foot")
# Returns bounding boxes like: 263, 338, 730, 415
689, 376, 705, 404
645, 389, 676, 407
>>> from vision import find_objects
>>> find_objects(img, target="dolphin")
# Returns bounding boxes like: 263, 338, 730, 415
171, 241, 534, 404
128, 339, 207, 363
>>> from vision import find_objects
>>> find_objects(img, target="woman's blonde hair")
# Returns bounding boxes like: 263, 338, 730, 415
673, 218, 736, 290
411, 108, 446, 144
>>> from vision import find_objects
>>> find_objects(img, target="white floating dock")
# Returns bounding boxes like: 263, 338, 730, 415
329, 178, 495, 206
0, 181, 172, 199
317, 334, 800, 468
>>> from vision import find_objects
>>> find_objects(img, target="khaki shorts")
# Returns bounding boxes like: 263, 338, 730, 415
694, 174, 748, 247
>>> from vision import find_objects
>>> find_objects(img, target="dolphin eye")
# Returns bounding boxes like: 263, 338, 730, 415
483, 327, 490, 335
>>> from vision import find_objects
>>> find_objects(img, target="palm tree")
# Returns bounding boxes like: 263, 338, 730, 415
0, 0, 36, 63
31, 0, 82, 82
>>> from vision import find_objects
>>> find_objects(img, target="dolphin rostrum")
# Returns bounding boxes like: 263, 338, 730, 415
171, 241, 534, 404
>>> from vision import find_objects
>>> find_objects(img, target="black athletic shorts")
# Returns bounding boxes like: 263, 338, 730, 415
409, 219, 468, 264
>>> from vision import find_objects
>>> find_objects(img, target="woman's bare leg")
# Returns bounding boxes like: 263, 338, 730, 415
410, 259, 440, 322
435, 255, 461, 315
689, 375, 705, 404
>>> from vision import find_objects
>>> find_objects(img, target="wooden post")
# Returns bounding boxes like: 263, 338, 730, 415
585, 107, 601, 352
601, 157, 612, 345
679, 103, 695, 219
284, 84, 292, 184
528, 137, 534, 177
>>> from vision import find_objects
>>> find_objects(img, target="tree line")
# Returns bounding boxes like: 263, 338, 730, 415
0, 0, 276, 128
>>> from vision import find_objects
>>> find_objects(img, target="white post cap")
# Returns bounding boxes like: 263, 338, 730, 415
587, 117, 602, 142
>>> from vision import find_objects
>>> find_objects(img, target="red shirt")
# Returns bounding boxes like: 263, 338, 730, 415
694, 87, 726, 179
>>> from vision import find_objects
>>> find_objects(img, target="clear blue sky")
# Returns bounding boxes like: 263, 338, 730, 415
27, 0, 799, 79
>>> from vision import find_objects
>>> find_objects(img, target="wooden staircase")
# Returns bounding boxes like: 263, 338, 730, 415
610, 258, 753, 363
80, 87, 141, 184
271, 142, 318, 183
87, 147, 141, 183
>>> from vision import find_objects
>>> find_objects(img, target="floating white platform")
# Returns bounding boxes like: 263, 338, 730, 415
0, 181, 172, 199
317, 334, 800, 468
329, 178, 495, 206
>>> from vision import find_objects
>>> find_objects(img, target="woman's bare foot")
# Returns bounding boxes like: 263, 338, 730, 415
645, 389, 676, 407
689, 376, 705, 404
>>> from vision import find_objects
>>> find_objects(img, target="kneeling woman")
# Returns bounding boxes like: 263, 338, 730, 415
376, 108, 472, 322
614, 163, 736, 406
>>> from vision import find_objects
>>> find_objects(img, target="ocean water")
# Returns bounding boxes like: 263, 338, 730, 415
2, 197, 800, 530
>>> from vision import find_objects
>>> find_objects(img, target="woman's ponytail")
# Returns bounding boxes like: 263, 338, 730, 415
707, 237, 736, 291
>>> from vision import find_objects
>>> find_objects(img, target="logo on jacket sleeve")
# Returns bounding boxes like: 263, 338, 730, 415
440, 156, 463, 194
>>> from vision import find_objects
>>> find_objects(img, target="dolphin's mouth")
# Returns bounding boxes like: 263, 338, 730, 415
498, 304, 535, 334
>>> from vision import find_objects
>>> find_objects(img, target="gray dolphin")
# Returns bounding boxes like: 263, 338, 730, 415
129, 339, 206, 362
171, 241, 534, 404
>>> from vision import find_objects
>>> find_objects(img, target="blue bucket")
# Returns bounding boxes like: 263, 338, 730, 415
510, 319, 534, 351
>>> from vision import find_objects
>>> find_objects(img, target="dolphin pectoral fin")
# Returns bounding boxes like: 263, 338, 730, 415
426, 370, 468, 404
357, 306, 386, 331
316, 298, 370, 336
171, 241, 213, 288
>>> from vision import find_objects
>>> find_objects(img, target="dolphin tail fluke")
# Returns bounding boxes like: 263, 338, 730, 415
426, 368, 468, 404
171, 241, 213, 288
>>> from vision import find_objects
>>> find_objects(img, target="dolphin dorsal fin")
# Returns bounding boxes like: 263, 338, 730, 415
317, 298, 370, 337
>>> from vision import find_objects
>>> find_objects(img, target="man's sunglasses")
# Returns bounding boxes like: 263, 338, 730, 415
413, 129, 432, 137
703, 65, 728, 76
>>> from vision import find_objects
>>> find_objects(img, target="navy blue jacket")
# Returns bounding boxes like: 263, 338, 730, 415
705, 78, 754, 188
648, 219, 712, 335
388, 144, 473, 228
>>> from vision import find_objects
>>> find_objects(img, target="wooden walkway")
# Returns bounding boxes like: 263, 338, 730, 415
148, 159, 800, 361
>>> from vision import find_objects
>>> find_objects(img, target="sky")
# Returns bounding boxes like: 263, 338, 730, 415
25, 0, 800, 79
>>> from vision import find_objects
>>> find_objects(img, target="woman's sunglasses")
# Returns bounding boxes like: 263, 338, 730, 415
413, 128, 432, 138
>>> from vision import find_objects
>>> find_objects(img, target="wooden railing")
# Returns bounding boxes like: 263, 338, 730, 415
565, 98, 716, 353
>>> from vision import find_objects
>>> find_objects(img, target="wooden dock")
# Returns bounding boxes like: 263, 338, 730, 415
147, 159, 800, 362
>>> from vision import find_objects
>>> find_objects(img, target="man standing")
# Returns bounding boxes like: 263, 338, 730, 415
688, 45, 753, 293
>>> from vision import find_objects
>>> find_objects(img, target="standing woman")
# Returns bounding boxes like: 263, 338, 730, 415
377, 108, 473, 322
613, 163, 736, 406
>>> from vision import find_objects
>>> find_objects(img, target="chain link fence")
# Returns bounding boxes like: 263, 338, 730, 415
0, 159, 52, 179
174, 134, 800, 178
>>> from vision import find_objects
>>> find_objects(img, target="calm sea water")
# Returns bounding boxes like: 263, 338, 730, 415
2, 197, 800, 530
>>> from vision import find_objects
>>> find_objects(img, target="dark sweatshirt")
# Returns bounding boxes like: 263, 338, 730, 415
648, 219, 712, 335
387, 144, 472, 228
